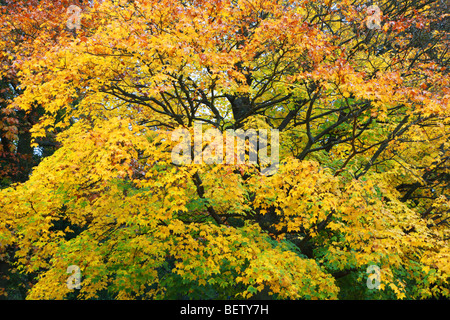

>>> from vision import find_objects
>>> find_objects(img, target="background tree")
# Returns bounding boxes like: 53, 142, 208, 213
0, 0, 90, 298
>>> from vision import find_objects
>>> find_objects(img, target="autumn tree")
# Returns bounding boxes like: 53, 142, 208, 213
0, 0, 449, 299
0, 0, 87, 186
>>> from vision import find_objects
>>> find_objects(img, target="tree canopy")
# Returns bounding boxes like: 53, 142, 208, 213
0, 0, 449, 299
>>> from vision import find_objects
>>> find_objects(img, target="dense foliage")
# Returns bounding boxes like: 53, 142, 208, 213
0, 0, 449, 299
